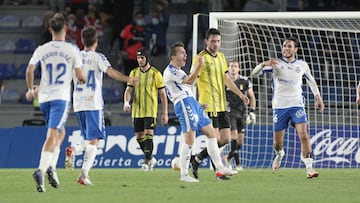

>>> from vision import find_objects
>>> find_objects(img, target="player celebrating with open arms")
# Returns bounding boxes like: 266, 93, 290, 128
251, 36, 324, 178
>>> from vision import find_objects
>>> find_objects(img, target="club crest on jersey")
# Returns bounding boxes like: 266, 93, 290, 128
239, 84, 243, 90
295, 67, 301, 73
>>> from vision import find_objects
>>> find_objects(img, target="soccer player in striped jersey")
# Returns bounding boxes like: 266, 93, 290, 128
163, 42, 235, 182
252, 36, 324, 178
190, 28, 248, 179
71, 26, 138, 185
224, 60, 257, 171
123, 48, 168, 171
25, 13, 86, 192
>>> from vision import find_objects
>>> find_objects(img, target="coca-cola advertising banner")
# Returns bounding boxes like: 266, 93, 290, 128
0, 125, 358, 168
243, 125, 360, 168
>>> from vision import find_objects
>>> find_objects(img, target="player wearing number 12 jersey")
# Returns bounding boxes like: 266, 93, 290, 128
25, 13, 85, 192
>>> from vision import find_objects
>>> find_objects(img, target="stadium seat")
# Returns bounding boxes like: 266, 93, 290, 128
0, 15, 20, 28
21, 16, 43, 28
14, 38, 37, 53
15, 64, 27, 79
17, 65, 41, 79
102, 87, 121, 104
0, 64, 16, 79
0, 39, 16, 53
0, 88, 20, 103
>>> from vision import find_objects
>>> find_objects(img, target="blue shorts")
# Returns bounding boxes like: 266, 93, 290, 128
273, 107, 308, 131
75, 110, 106, 140
40, 100, 70, 130
174, 97, 212, 133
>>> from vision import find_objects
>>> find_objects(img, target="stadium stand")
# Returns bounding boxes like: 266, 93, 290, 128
14, 38, 37, 53
0, 39, 16, 53
14, 63, 27, 79
21, 15, 42, 28
102, 87, 121, 104
0, 64, 16, 79
0, 88, 20, 104
0, 15, 20, 28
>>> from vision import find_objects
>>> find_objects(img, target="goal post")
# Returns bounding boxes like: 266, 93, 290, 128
194, 11, 360, 169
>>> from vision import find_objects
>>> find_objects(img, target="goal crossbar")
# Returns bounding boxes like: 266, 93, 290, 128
210, 12, 360, 28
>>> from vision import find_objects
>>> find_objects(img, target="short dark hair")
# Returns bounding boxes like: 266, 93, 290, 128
169, 42, 184, 60
285, 36, 299, 48
205, 28, 221, 39
81, 26, 97, 47
49, 13, 66, 33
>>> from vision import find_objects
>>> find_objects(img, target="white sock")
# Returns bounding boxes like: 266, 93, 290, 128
73, 143, 85, 155
81, 144, 97, 177
276, 149, 285, 158
50, 146, 60, 170
303, 158, 314, 172
206, 138, 224, 170
38, 151, 54, 174
180, 144, 192, 177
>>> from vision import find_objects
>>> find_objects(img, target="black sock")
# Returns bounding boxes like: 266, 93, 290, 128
234, 143, 242, 166
197, 148, 209, 160
137, 138, 146, 153
143, 134, 153, 164
227, 139, 237, 160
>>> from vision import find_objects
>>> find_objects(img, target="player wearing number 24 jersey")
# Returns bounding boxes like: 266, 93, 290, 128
71, 26, 137, 185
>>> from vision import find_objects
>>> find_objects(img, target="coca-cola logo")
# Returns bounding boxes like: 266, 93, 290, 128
311, 129, 360, 164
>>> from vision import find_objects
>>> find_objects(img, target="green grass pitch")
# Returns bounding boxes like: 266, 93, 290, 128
0, 168, 359, 203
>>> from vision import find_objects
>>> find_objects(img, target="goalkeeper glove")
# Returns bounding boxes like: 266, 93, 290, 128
246, 108, 256, 125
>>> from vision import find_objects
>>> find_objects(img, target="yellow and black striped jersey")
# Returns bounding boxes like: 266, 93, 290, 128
193, 50, 228, 112
128, 66, 165, 118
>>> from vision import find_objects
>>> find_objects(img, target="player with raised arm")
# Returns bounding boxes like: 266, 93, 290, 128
223, 60, 256, 171
251, 36, 324, 178
190, 28, 248, 180
163, 42, 235, 182
25, 13, 85, 192
123, 48, 168, 171
70, 26, 138, 185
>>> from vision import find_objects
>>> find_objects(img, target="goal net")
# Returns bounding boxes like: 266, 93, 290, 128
200, 12, 360, 169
